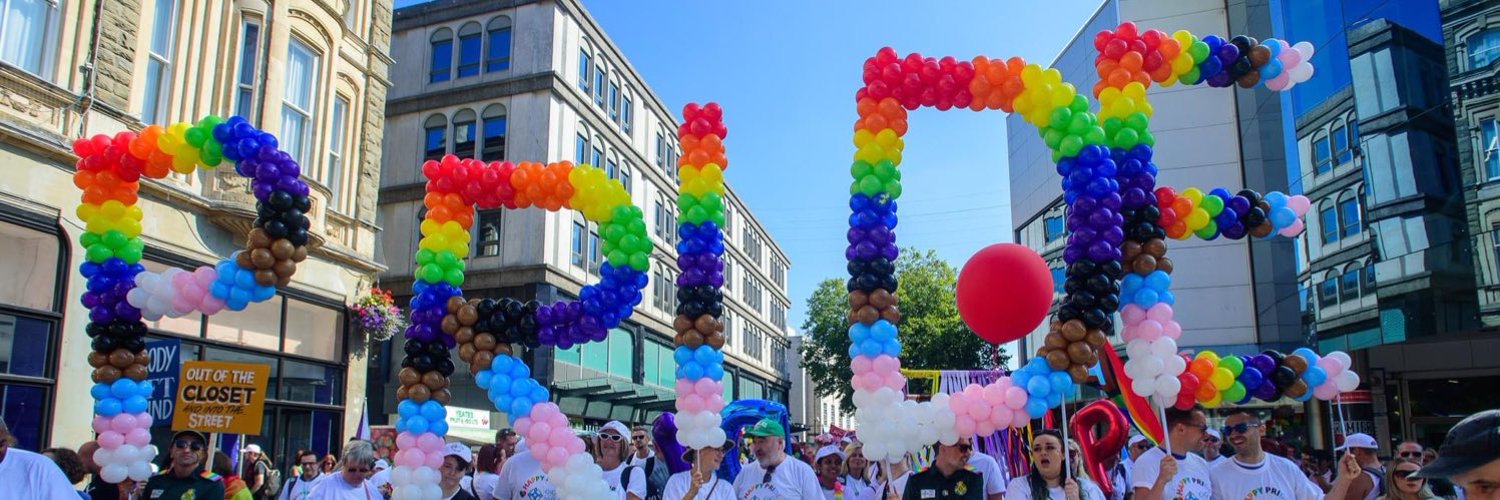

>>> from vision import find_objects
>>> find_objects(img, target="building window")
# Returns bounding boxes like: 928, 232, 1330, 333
282, 38, 320, 169
622, 94, 633, 135
456, 23, 481, 78
592, 144, 603, 171
1341, 267, 1360, 302
235, 19, 263, 123
143, 0, 178, 124
621, 162, 632, 195
1320, 274, 1338, 307
481, 104, 506, 161
1320, 205, 1339, 244
1483, 119, 1499, 181
571, 221, 585, 267
0, 0, 57, 76
594, 60, 606, 106
326, 96, 348, 210
0, 220, 64, 450
655, 132, 665, 168
724, 258, 735, 292
1043, 215, 1065, 242
1339, 197, 1360, 238
653, 200, 665, 240
588, 229, 602, 275
575, 132, 589, 165
606, 157, 618, 180
1469, 29, 1500, 70
452, 109, 476, 159
1052, 267, 1066, 295
424, 114, 447, 161
577, 48, 591, 93
1351, 50, 1399, 118
1313, 132, 1332, 174
476, 210, 502, 257
1332, 124, 1351, 165
608, 81, 620, 121
771, 301, 787, 330
1363, 260, 1377, 293
429, 28, 453, 83
484, 17, 511, 72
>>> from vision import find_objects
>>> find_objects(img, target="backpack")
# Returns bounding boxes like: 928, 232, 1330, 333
642, 457, 667, 500
619, 465, 639, 497
256, 459, 282, 497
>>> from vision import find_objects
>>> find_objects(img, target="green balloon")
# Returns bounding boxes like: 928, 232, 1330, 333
201, 140, 224, 167
116, 244, 143, 264
420, 264, 443, 283
1060, 135, 1085, 157
686, 205, 709, 224
608, 249, 628, 266
103, 230, 128, 250
612, 205, 634, 222
1194, 221, 1219, 239
850, 161, 873, 178
604, 223, 626, 242
873, 160, 897, 181
415, 248, 435, 265
1183, 68, 1201, 85
858, 175, 883, 196
1125, 112, 1150, 132
1113, 128, 1139, 148
1189, 41, 1210, 62
1048, 107, 1073, 131
80, 233, 100, 247
436, 250, 459, 268
700, 192, 724, 211
199, 115, 224, 130
628, 252, 650, 272
710, 213, 726, 227
1084, 126, 1107, 146
444, 267, 465, 287
1103, 117, 1123, 136
184, 127, 208, 148
1069, 94, 1090, 113
1223, 381, 1247, 403
1201, 195, 1226, 217
849, 180, 862, 195
619, 235, 642, 254
1219, 355, 1245, 376
1139, 130, 1156, 146
1043, 128, 1065, 149
86, 244, 114, 264
627, 219, 647, 235
1068, 112, 1095, 135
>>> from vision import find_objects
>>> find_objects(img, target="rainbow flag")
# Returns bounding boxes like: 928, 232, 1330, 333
1100, 344, 1164, 445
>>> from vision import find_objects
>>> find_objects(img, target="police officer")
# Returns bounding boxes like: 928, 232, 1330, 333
144, 430, 226, 500
904, 437, 984, 499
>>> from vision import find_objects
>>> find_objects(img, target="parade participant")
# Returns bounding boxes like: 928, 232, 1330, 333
903, 437, 984, 499
842, 443, 878, 500
305, 440, 381, 499
594, 421, 647, 499
1380, 458, 1439, 500
79, 440, 129, 500
214, 450, 254, 500
440, 443, 479, 500
1415, 409, 1500, 499
1130, 407, 1211, 500
143, 430, 227, 500
1003, 430, 1103, 500
1201, 429, 1225, 467
280, 450, 323, 500
814, 445, 845, 499
662, 437, 736, 500
969, 447, 1009, 499
473, 445, 502, 500
320, 454, 338, 478
732, 418, 821, 499
493, 443, 554, 499
1339, 433, 1385, 500
631, 426, 669, 500
872, 454, 914, 500
242, 444, 278, 500
1208, 411, 1349, 499
42, 447, 92, 500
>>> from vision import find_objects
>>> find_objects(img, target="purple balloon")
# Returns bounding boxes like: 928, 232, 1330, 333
652, 413, 691, 474
854, 241, 877, 260
1063, 245, 1083, 264
846, 228, 866, 244
881, 244, 899, 261
844, 245, 859, 261
1087, 241, 1116, 262
868, 226, 891, 245
1101, 192, 1122, 211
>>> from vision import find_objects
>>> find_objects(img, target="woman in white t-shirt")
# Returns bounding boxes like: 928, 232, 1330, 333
473, 444, 502, 500
306, 441, 383, 500
664, 439, 737, 500
866, 453, 913, 500
596, 421, 647, 499
841, 444, 879, 500
1004, 430, 1104, 500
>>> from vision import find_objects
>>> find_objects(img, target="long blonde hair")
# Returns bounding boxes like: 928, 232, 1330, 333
1383, 457, 1439, 500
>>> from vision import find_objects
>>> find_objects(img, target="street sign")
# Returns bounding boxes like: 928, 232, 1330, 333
171, 360, 270, 435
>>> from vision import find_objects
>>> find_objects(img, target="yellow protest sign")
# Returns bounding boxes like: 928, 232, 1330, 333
171, 360, 270, 435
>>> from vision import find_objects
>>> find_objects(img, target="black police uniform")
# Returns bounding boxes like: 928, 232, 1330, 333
142, 468, 226, 500
902, 466, 984, 500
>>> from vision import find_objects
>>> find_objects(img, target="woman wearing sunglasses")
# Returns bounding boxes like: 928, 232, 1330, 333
305, 440, 381, 499
1381, 458, 1440, 500
1004, 429, 1103, 500
596, 421, 647, 500
664, 438, 736, 499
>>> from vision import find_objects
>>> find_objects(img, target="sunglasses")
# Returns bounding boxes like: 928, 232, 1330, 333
599, 433, 625, 442
954, 443, 973, 453
300, 461, 318, 467
1399, 451, 1423, 458
1132, 443, 1152, 449
1225, 422, 1263, 435
346, 466, 371, 474
173, 439, 205, 451
631, 435, 646, 441
1395, 469, 1424, 480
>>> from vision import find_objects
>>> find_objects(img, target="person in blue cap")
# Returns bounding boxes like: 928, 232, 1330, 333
1416, 409, 1500, 499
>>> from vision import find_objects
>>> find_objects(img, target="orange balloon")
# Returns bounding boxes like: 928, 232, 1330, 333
1158, 39, 1181, 60
1168, 221, 1188, 238
987, 92, 1008, 111
969, 74, 992, 96
96, 171, 120, 189
1196, 383, 1218, 401
971, 56, 991, 76
427, 206, 451, 223
863, 113, 889, 132
1108, 68, 1132, 88
113, 187, 138, 206
1171, 198, 1192, 216
1092, 81, 1108, 97
680, 134, 700, 152
74, 170, 96, 189
1190, 358, 1214, 378
1096, 59, 1119, 78
890, 119, 909, 137
710, 153, 728, 168
878, 98, 904, 121
857, 98, 878, 117
1006, 57, 1027, 75
1134, 71, 1152, 86
453, 211, 473, 229
1121, 51, 1144, 72
1150, 66, 1174, 83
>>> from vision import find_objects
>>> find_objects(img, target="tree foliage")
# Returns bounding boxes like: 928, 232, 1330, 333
799, 247, 1008, 413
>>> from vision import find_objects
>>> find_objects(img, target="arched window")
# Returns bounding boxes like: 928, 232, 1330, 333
605, 151, 619, 180
1331, 119, 1351, 165
429, 28, 453, 83
1469, 29, 1500, 70
423, 114, 447, 161
1313, 129, 1331, 174
485, 16, 512, 72
594, 54, 607, 105
1337, 189, 1361, 239
1318, 199, 1338, 244
575, 123, 590, 165
456, 22, 482, 78
1363, 258, 1376, 293
621, 88, 635, 135
577, 41, 593, 93
452, 109, 477, 158
591, 135, 604, 169
1341, 263, 1360, 301
1320, 270, 1339, 307
481, 104, 507, 161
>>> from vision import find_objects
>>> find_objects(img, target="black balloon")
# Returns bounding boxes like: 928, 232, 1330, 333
1272, 366, 1298, 387
269, 191, 294, 210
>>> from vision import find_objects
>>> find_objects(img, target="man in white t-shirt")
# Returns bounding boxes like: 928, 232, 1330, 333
0, 418, 80, 498
1209, 411, 1352, 500
968, 449, 1008, 499
1201, 429, 1226, 468
733, 418, 821, 499
1131, 406, 1212, 500
494, 449, 556, 499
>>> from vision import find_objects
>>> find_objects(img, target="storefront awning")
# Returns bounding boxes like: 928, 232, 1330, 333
552, 377, 677, 423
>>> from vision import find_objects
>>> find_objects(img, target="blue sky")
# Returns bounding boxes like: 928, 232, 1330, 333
394, 0, 1105, 328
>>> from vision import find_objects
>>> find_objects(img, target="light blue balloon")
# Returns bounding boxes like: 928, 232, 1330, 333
530, 386, 549, 403
1121, 274, 1143, 293
492, 355, 514, 373
883, 339, 902, 357
398, 399, 418, 418
1026, 399, 1049, 419
1145, 271, 1172, 291
1134, 288, 1160, 307
1270, 207, 1296, 229
1013, 370, 1033, 389
211, 282, 232, 300
861, 340, 882, 357
1292, 348, 1319, 361
674, 347, 693, 364
694, 346, 717, 364
234, 268, 257, 289
1049, 371, 1074, 395
1046, 392, 1063, 408
430, 419, 449, 437
111, 379, 137, 399
848, 344, 861, 358
421, 400, 446, 421
475, 370, 494, 389
1160, 291, 1176, 305
706, 364, 725, 381
510, 397, 533, 418
253, 284, 276, 301
871, 320, 898, 341
1027, 376, 1052, 398
1265, 191, 1289, 209
1261, 61, 1282, 80
1303, 366, 1328, 387
95, 398, 122, 417
123, 395, 149, 414
136, 380, 154, 397
406, 415, 429, 434
509, 359, 530, 378
90, 383, 111, 401
848, 323, 871, 343
682, 362, 704, 380
395, 416, 408, 433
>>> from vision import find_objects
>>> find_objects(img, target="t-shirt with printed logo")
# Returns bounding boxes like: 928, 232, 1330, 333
1129, 447, 1212, 500
1208, 454, 1323, 500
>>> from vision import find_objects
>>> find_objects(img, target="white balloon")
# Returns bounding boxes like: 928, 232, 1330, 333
1327, 351, 1351, 369
1335, 371, 1360, 392
1155, 374, 1182, 398
1139, 356, 1164, 378
93, 447, 115, 466
1132, 377, 1157, 398
1163, 355, 1187, 376
1150, 338, 1178, 358
128, 461, 153, 481
117, 444, 139, 462
1289, 63, 1314, 82
101, 464, 129, 484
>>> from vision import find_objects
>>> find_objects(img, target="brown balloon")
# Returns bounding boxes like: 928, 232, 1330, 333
422, 370, 448, 390
1285, 380, 1309, 398
853, 305, 879, 325
458, 343, 476, 363
673, 316, 694, 334
1044, 332, 1069, 350
440, 315, 460, 335
1249, 45, 1271, 66
253, 269, 277, 286
1085, 329, 1108, 349
457, 305, 479, 326
1237, 70, 1261, 88
89, 351, 109, 368
1061, 320, 1088, 342
249, 248, 275, 268
1132, 254, 1158, 274
135, 350, 151, 366
1123, 241, 1142, 260
272, 260, 297, 278
879, 305, 902, 323
681, 330, 704, 349
1077, 348, 1098, 367
248, 228, 271, 249
93, 366, 122, 383
124, 363, 149, 381
471, 351, 494, 372
408, 384, 431, 403
277, 275, 292, 287
396, 384, 410, 400
1046, 350, 1071, 371
1067, 341, 1095, 364
869, 289, 897, 309
109, 348, 135, 369
1068, 365, 1091, 384
494, 343, 513, 356
271, 239, 296, 260
848, 290, 870, 308
398, 367, 421, 386
706, 332, 726, 350
1283, 355, 1309, 374
432, 388, 452, 405
475, 333, 497, 352
1145, 239, 1167, 257
694, 315, 719, 335
292, 245, 308, 263
1249, 223, 1274, 238
235, 251, 254, 269
447, 296, 467, 313
1156, 257, 1174, 274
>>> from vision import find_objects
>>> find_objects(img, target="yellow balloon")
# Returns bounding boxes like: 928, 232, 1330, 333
1182, 187, 1204, 206
700, 164, 724, 183
77, 204, 98, 221
1186, 208, 1210, 231
1123, 82, 1147, 100
853, 129, 875, 148
1195, 350, 1221, 364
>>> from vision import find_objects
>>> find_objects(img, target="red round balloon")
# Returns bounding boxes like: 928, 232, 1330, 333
956, 243, 1053, 344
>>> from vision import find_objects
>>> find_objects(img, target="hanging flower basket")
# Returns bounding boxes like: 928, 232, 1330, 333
353, 288, 406, 342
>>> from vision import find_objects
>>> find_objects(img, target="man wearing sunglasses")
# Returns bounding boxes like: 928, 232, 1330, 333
143, 429, 227, 499
902, 437, 983, 499
1131, 406, 1211, 500
732, 418, 821, 499
1208, 412, 1351, 499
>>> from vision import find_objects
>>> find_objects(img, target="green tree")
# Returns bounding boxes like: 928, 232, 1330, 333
799, 247, 1008, 413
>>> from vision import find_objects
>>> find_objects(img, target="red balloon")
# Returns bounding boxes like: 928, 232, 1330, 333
1071, 400, 1130, 498
956, 243, 1053, 344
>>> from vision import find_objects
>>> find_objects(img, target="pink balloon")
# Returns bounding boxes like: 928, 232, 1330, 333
1136, 320, 1164, 341
549, 427, 573, 447
963, 384, 983, 400
695, 379, 719, 398
1266, 72, 1291, 91
873, 355, 900, 374
1120, 305, 1146, 326
194, 266, 218, 287
134, 412, 153, 428
1313, 384, 1339, 400
425, 450, 444, 469
1147, 304, 1174, 323
990, 405, 1014, 429
679, 395, 703, 413
851, 356, 871, 374
199, 295, 226, 315
1316, 356, 1344, 377
98, 431, 124, 449
976, 420, 997, 437
675, 379, 693, 395
1287, 195, 1312, 215
1004, 387, 1029, 410
1278, 48, 1302, 67
982, 384, 1006, 405
406, 450, 426, 467
92, 416, 111, 434
546, 447, 570, 469
418, 432, 444, 452
882, 372, 905, 390
949, 394, 971, 416
969, 399, 992, 419
563, 437, 585, 455
127, 428, 152, 447
530, 422, 553, 442
706, 394, 726, 412
954, 415, 977, 436
1279, 219, 1305, 237
513, 418, 531, 437
1162, 321, 1182, 340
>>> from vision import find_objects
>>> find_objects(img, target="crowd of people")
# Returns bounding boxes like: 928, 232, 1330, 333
3, 407, 1499, 499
